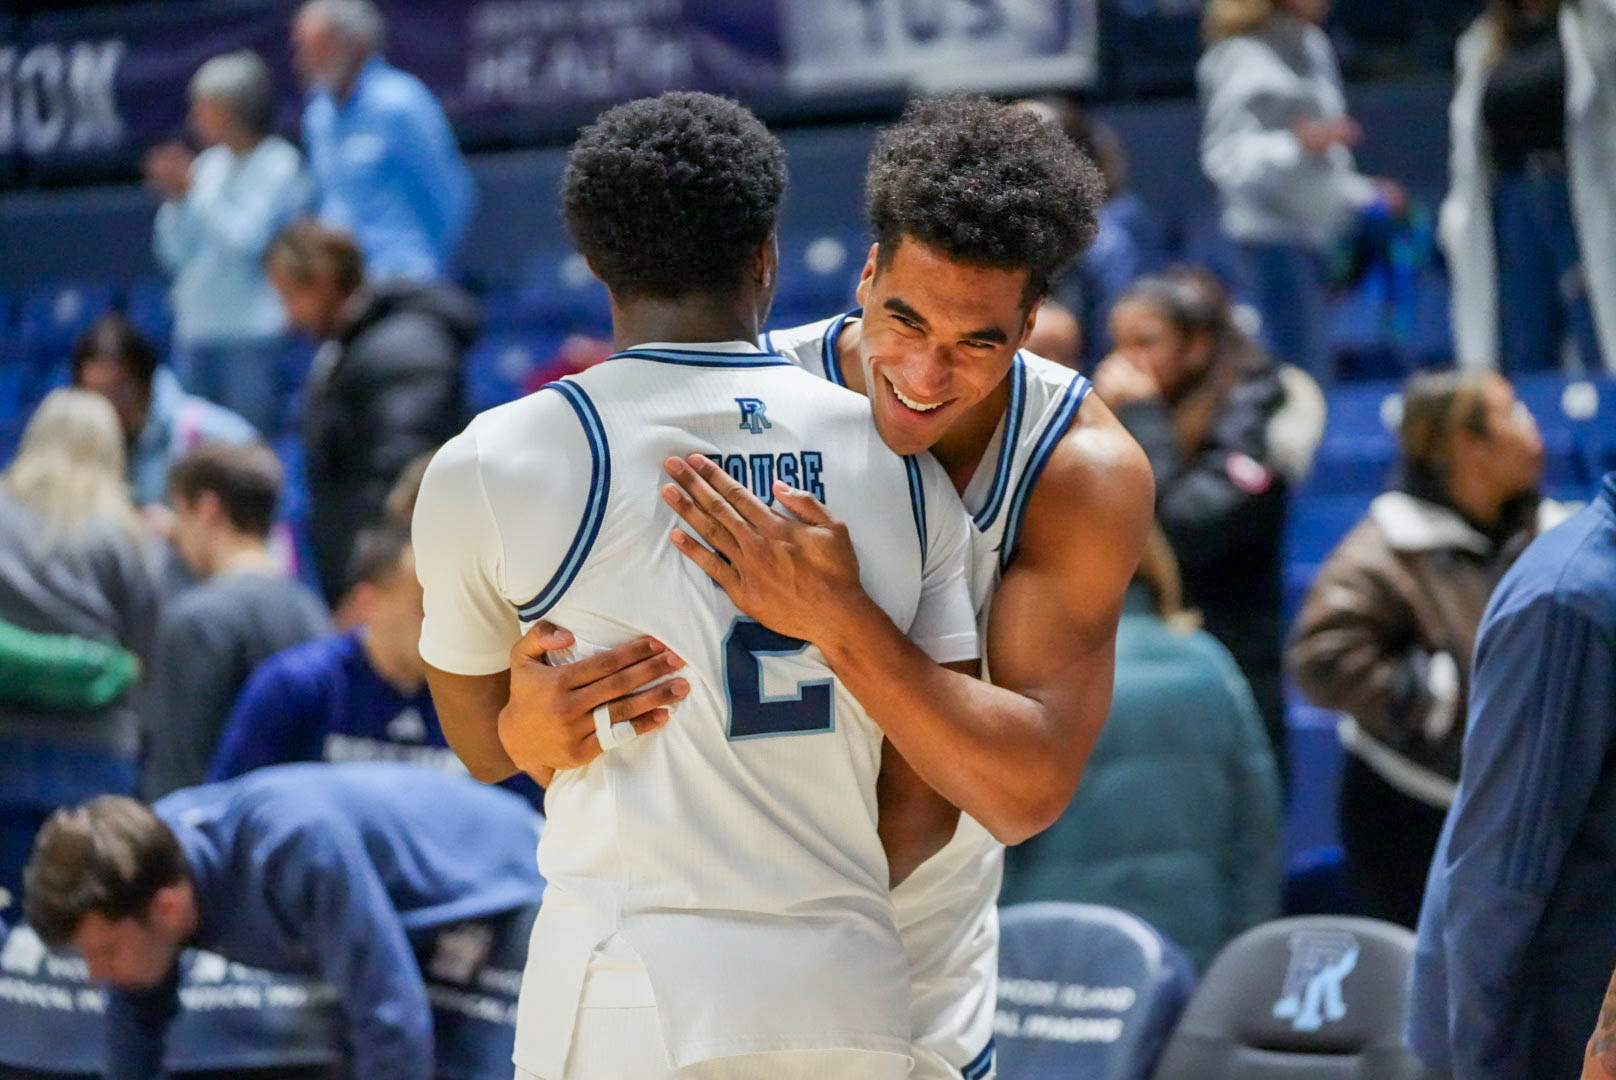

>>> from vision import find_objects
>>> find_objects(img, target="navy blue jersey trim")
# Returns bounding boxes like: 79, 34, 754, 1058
613, 348, 790, 369
961, 1037, 995, 1080
820, 310, 858, 387
999, 373, 1091, 573
973, 354, 1027, 531
904, 455, 928, 565
517, 381, 611, 620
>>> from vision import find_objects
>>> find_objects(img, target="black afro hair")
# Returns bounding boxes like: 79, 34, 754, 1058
866, 94, 1105, 306
562, 91, 787, 301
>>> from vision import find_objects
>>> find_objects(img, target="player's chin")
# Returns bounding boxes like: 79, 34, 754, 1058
874, 402, 952, 456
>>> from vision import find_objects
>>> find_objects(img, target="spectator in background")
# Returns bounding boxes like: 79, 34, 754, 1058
1000, 528, 1280, 972
208, 524, 544, 809
23, 765, 544, 1080
146, 50, 312, 434
1410, 470, 1616, 1080
293, 0, 474, 282
1198, 0, 1403, 382
267, 220, 473, 603
1019, 97, 1168, 368
1443, 0, 1616, 373
207, 525, 453, 779
139, 443, 331, 800
0, 390, 159, 903
70, 314, 256, 511
1094, 270, 1319, 784
1289, 370, 1552, 928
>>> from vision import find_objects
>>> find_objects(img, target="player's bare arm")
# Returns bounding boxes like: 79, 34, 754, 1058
1585, 962, 1616, 1080
426, 626, 686, 787
664, 397, 1154, 844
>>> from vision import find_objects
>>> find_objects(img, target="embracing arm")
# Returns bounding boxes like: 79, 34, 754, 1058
665, 402, 1153, 844
819, 425, 1152, 842
1587, 964, 1616, 1080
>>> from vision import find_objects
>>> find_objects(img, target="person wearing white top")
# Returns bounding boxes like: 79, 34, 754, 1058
1441, 0, 1616, 373
147, 50, 312, 433
1197, 0, 1401, 382
413, 92, 980, 1080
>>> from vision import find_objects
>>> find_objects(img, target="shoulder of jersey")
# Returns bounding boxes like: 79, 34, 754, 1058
1017, 349, 1086, 395
762, 316, 840, 369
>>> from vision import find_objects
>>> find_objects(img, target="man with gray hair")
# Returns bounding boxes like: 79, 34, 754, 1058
145, 49, 311, 433
294, 0, 475, 282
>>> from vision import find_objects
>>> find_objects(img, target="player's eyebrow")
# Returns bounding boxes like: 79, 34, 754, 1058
884, 298, 1009, 345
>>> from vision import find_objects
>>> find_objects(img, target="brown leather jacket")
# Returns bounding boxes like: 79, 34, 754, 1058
1287, 492, 1565, 804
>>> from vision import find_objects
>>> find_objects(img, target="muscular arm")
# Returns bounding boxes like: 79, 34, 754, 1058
424, 664, 520, 784
425, 631, 686, 788
668, 401, 1153, 844
826, 424, 1151, 843
1587, 965, 1616, 1080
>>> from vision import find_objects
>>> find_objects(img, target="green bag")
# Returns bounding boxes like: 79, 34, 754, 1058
0, 618, 140, 712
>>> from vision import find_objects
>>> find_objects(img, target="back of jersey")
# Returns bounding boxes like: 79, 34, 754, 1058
414, 342, 977, 1072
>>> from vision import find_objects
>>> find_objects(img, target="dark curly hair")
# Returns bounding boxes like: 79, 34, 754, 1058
562, 92, 787, 301
866, 94, 1104, 307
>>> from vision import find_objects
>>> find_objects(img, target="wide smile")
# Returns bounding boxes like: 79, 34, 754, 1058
885, 375, 950, 417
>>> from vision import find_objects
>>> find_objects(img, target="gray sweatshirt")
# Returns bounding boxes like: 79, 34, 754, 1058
0, 492, 160, 756
1198, 14, 1376, 250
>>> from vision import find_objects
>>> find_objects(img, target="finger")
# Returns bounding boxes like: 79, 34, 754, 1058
671, 529, 743, 591
772, 482, 833, 525
682, 454, 778, 531
560, 636, 675, 691
512, 619, 575, 660
663, 456, 764, 537
662, 483, 743, 560
605, 679, 690, 724
576, 650, 689, 711
567, 731, 605, 770
630, 708, 672, 736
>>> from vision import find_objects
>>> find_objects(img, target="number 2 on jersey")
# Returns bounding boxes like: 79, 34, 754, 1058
723, 618, 835, 740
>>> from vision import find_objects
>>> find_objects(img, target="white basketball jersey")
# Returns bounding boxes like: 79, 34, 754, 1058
769, 315, 1093, 1079
414, 341, 978, 1077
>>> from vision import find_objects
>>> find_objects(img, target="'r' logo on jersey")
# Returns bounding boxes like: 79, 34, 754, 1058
736, 398, 772, 435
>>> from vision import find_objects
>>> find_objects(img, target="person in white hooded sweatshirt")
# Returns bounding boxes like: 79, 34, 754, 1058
1442, 0, 1616, 374
1197, 0, 1402, 384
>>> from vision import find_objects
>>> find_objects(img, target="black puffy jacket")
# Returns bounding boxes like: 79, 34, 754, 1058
303, 280, 478, 601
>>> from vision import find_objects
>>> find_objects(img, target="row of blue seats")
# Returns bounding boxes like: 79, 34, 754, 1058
0, 901, 1432, 1080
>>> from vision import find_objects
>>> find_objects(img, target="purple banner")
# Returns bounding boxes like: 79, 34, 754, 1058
0, 0, 1096, 177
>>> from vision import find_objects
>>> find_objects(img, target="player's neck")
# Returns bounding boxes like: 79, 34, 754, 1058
930, 376, 1015, 493
611, 295, 761, 353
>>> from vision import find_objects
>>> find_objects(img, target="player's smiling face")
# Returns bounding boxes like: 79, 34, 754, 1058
854, 237, 1036, 456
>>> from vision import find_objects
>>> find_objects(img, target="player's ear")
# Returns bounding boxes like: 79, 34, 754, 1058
748, 233, 779, 294
1020, 295, 1045, 348
854, 243, 880, 308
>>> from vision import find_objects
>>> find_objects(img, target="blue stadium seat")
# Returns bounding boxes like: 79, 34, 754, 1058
463, 332, 560, 414
774, 230, 865, 323
1151, 916, 1433, 1079
486, 249, 611, 335
1285, 494, 1370, 567
16, 281, 115, 349
124, 279, 173, 349
997, 902, 1195, 1080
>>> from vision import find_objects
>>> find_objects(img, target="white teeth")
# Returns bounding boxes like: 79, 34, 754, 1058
890, 379, 944, 413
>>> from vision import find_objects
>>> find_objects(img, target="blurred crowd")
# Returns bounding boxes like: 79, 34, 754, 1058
2, 0, 1615, 1077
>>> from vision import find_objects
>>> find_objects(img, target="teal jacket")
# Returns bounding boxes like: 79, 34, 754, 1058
1001, 589, 1283, 971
